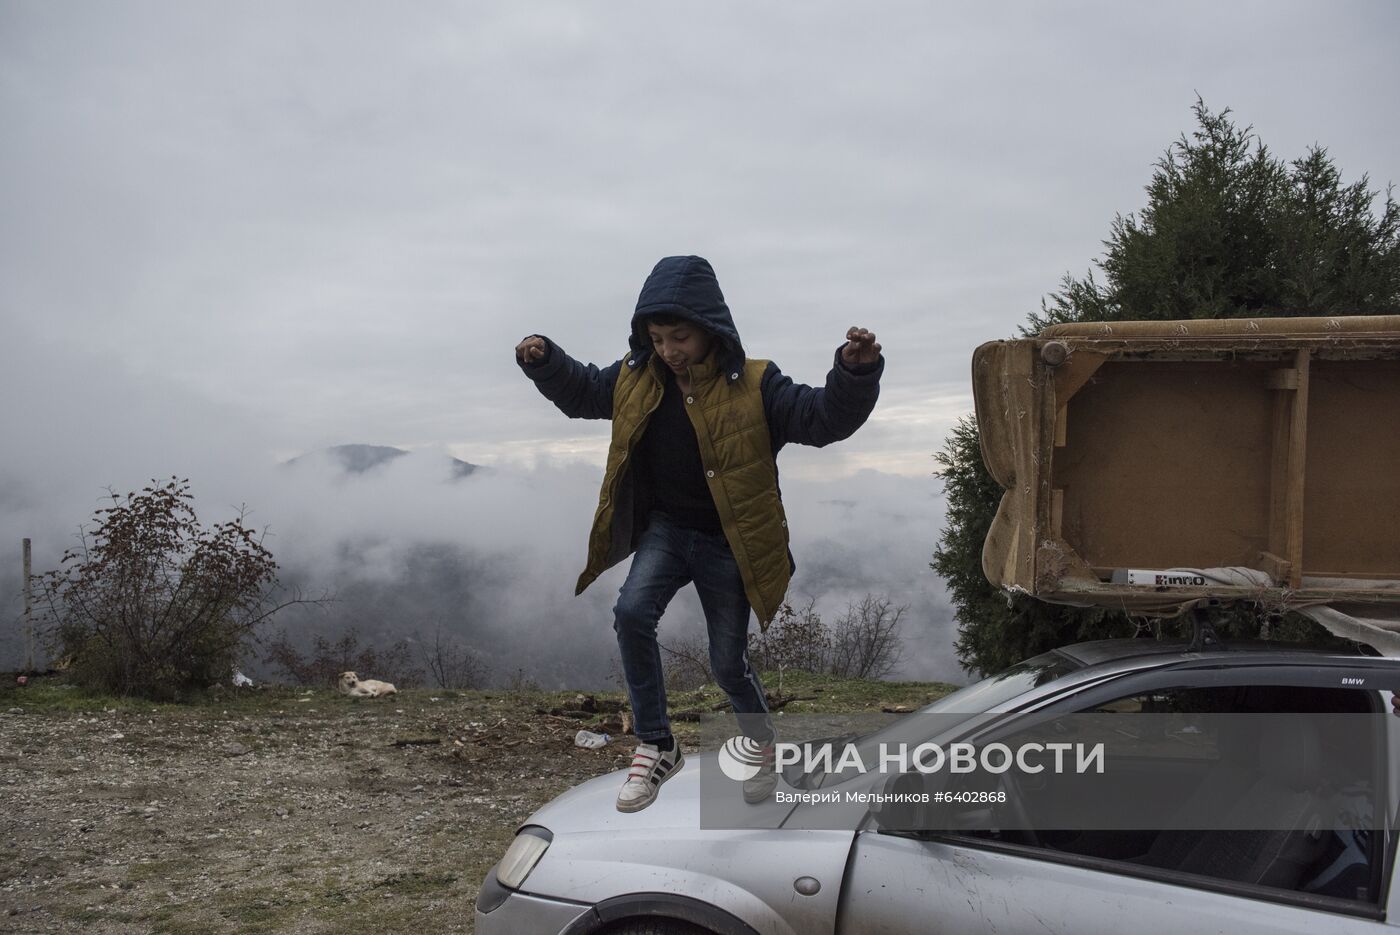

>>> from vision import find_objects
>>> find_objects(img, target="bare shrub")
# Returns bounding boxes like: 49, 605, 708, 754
264, 627, 423, 688
747, 594, 907, 686
419, 626, 489, 690
658, 634, 712, 692
32, 477, 311, 700
747, 597, 829, 694
827, 594, 906, 679
504, 667, 540, 692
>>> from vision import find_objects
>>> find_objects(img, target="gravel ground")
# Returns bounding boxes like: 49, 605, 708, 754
0, 683, 644, 935
0, 674, 951, 934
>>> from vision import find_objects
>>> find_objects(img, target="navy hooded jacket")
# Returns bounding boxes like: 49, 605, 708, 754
518, 255, 883, 458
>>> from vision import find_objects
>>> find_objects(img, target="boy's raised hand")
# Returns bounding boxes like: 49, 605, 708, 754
840, 326, 881, 366
516, 335, 547, 364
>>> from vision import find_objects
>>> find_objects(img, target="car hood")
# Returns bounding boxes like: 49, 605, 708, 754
512, 752, 858, 935
524, 750, 788, 833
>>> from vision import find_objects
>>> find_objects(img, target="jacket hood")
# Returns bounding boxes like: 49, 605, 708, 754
628, 256, 746, 383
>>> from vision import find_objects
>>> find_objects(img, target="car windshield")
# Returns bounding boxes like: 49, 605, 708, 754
918, 649, 1082, 717
789, 650, 1083, 788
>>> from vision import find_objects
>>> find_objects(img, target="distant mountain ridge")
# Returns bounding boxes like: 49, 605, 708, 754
282, 444, 480, 479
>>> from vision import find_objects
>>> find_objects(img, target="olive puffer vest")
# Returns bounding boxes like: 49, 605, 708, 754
574, 351, 790, 629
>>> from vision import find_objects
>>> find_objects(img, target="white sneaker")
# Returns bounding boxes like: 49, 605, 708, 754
616, 741, 684, 813
743, 742, 779, 804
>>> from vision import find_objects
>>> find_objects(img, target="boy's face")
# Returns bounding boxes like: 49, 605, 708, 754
646, 320, 714, 374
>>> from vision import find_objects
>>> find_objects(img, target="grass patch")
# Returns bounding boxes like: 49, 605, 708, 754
371, 870, 458, 895
762, 669, 961, 712
206, 885, 307, 933
125, 858, 187, 883
0, 679, 183, 714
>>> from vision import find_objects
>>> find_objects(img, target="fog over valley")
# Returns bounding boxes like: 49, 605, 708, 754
0, 335, 957, 684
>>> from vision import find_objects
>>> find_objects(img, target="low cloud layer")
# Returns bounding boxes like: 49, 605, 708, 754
1, 443, 959, 688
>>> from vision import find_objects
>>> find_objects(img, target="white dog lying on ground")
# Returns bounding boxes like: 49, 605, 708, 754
338, 671, 397, 697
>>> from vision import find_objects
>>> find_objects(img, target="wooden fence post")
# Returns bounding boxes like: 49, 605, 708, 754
23, 537, 33, 672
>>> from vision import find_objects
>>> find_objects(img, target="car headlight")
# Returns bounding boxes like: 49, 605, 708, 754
496, 826, 552, 890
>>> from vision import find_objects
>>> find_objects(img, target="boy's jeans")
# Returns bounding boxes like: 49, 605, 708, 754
613, 510, 775, 744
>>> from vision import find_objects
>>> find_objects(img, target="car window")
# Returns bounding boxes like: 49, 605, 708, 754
952, 682, 1389, 908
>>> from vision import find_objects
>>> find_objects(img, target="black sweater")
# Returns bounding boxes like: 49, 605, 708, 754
632, 369, 723, 533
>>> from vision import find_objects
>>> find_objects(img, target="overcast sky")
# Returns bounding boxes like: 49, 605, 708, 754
2, 1, 1398, 680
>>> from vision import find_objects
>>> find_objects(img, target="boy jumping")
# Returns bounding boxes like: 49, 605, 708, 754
515, 255, 883, 811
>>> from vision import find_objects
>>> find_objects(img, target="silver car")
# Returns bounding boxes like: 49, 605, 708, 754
476, 640, 1400, 934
